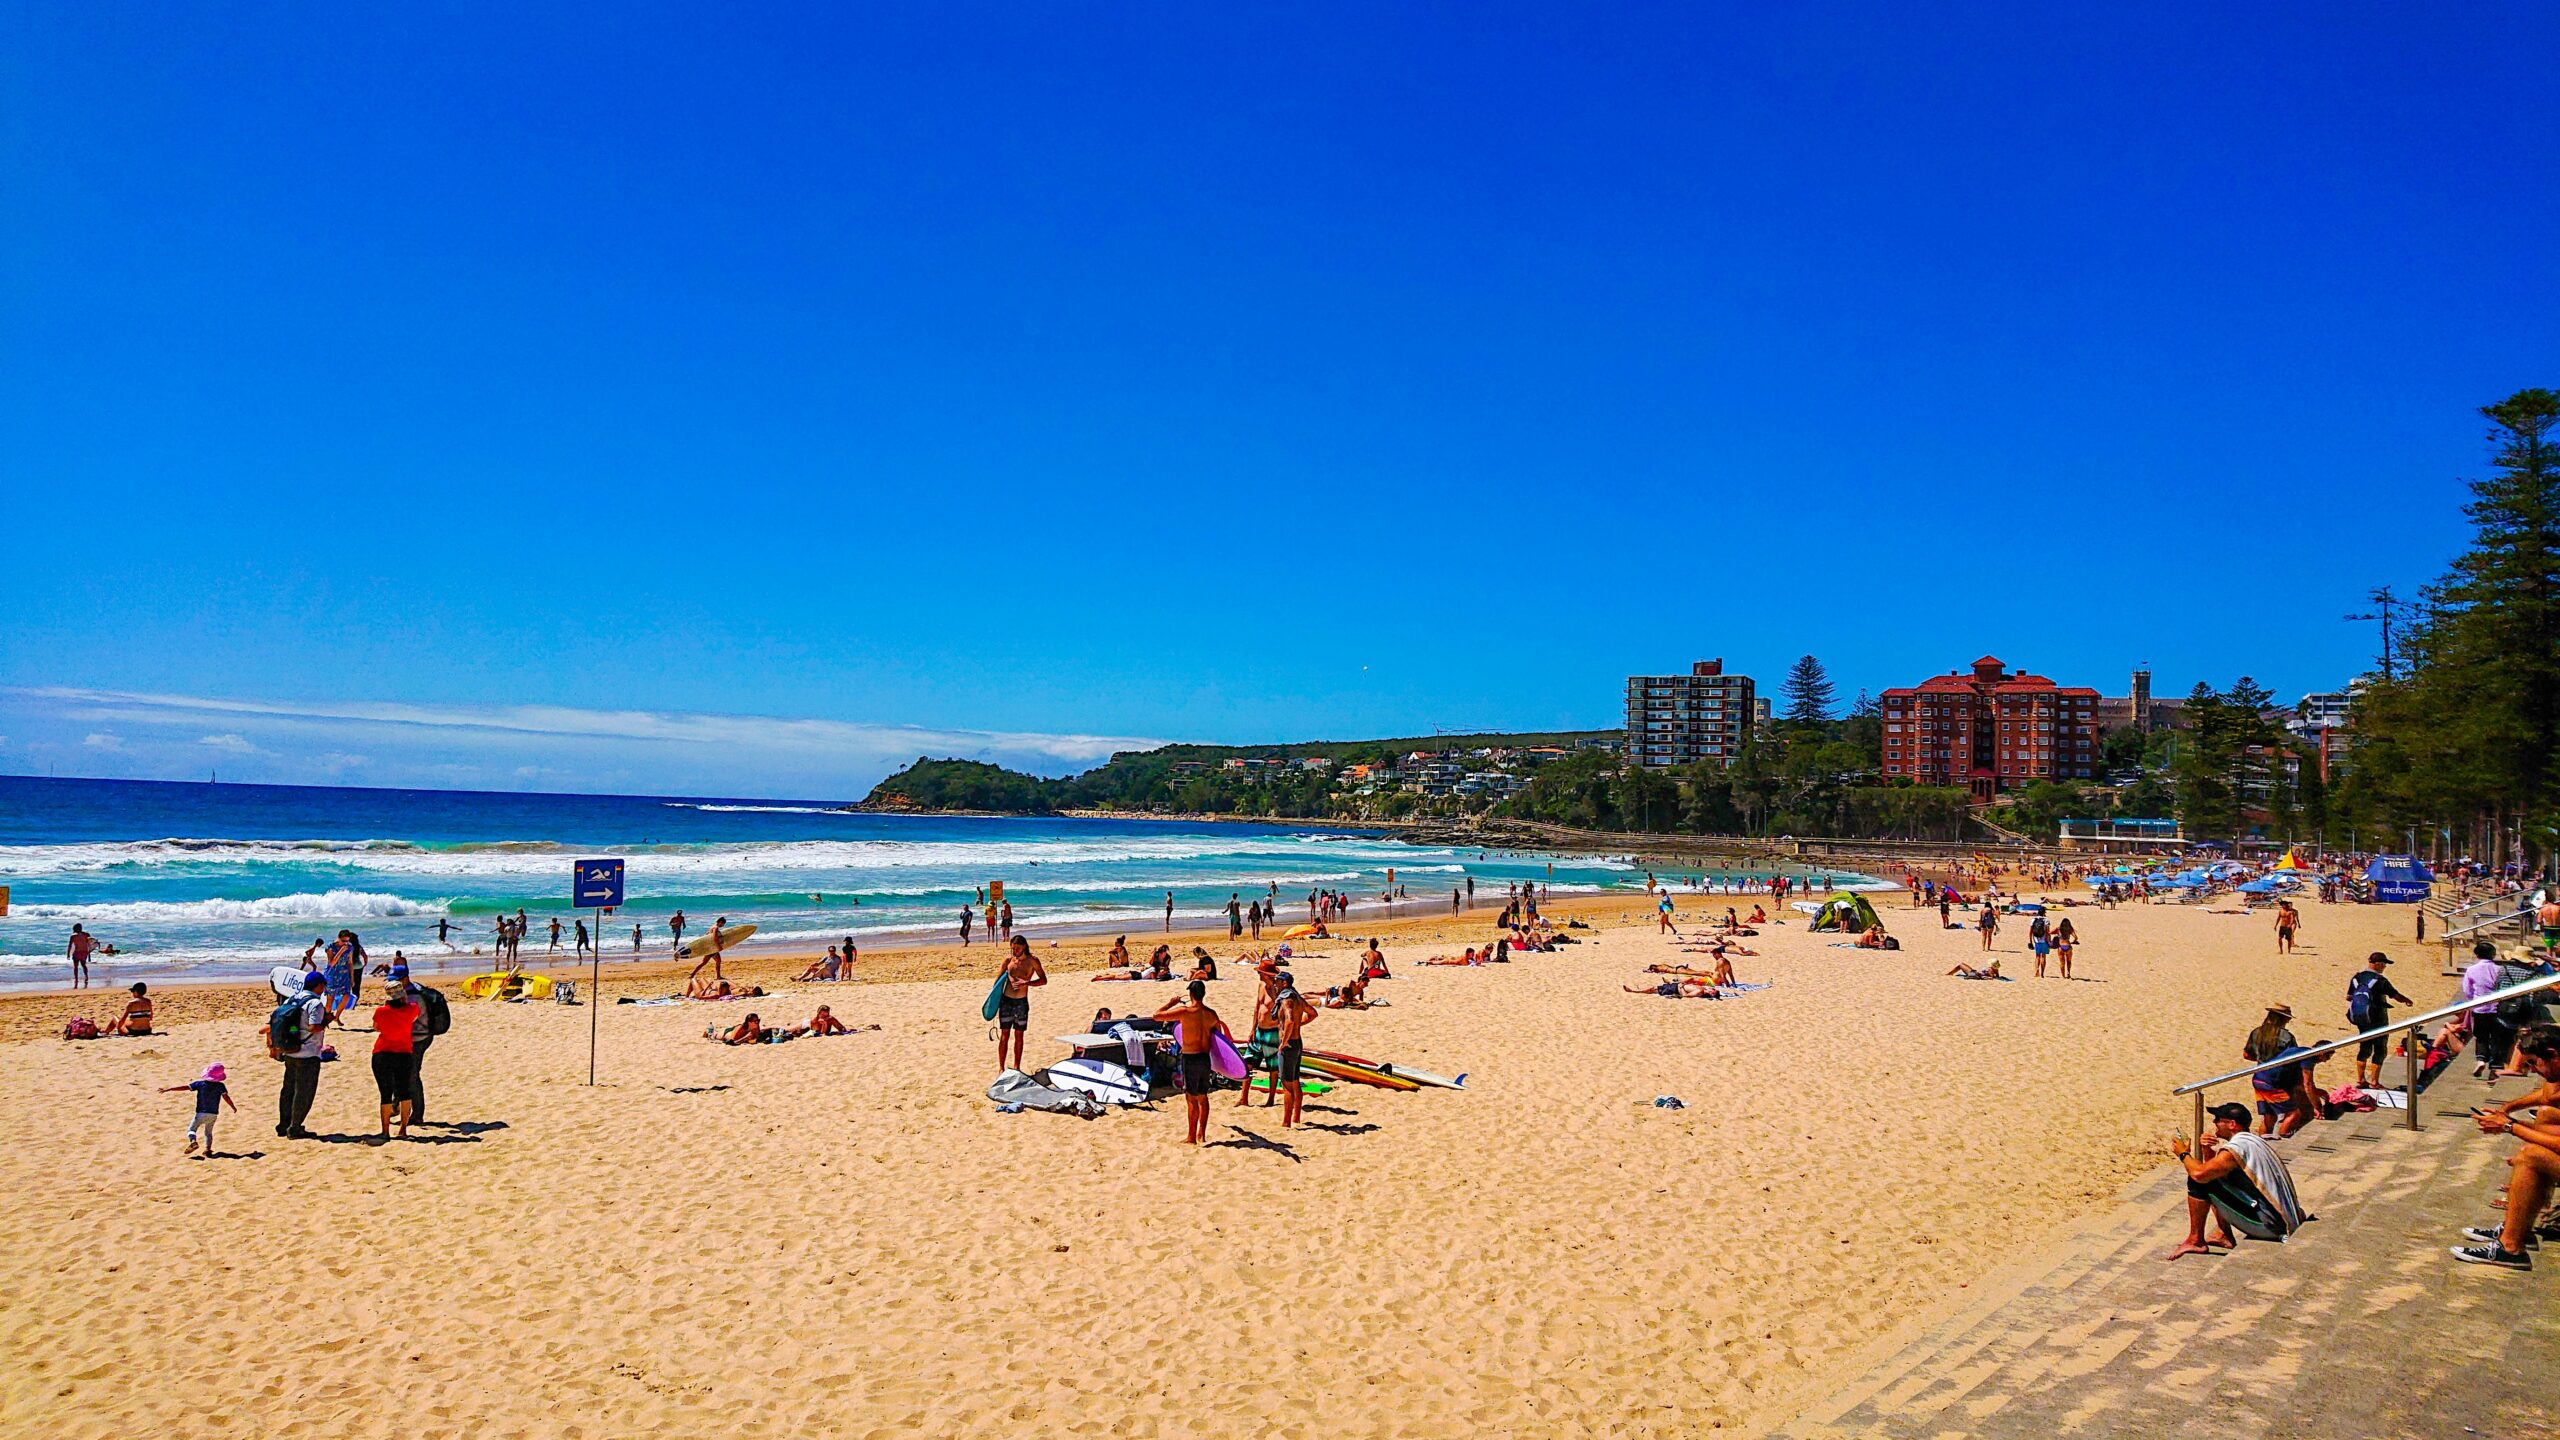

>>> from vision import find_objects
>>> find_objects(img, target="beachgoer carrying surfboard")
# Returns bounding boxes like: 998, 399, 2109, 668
1152, 981, 1232, 1146
993, 934, 1046, 1073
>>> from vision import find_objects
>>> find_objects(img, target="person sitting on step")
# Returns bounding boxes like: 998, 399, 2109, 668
2452, 1024, 2560, 1271
2168, 1101, 2306, 1259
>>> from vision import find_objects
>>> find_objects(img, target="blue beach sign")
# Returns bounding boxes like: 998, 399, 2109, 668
573, 858, 626, 910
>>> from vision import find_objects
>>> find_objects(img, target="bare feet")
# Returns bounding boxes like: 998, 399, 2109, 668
2203, 1234, 2236, 1251
2165, 1240, 2209, 1260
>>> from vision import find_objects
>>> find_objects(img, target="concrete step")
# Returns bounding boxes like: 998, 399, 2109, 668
1762, 1072, 2560, 1439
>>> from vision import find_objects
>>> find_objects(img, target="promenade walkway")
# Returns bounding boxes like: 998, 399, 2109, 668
1762, 1086, 2558, 1439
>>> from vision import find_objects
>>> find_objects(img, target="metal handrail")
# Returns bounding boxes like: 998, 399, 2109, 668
2443, 912, 2528, 943
2172, 970, 2560, 1137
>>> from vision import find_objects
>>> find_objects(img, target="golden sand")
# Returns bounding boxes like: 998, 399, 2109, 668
0, 892, 2429, 1437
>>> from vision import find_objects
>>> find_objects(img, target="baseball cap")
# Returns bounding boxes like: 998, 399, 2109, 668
388, 963, 411, 979
2207, 1102, 2253, 1127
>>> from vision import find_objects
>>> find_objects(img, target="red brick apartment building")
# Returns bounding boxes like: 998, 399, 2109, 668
1881, 656, 2101, 801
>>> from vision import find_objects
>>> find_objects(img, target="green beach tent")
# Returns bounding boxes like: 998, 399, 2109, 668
1808, 893, 1882, 933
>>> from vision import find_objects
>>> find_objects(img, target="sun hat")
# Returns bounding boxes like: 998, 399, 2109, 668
204, 1063, 226, 1082
2268, 1003, 2292, 1017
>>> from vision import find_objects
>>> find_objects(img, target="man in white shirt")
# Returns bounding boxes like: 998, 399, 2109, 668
268, 972, 333, 1139
2168, 1102, 2306, 1258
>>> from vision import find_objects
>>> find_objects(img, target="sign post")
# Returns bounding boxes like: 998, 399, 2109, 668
573, 859, 626, 1085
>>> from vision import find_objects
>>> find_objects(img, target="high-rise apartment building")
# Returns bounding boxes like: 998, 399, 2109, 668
1625, 660, 1757, 768
1880, 656, 2100, 800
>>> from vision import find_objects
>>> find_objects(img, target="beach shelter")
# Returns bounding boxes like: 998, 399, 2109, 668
2276, 850, 2302, 870
2363, 854, 2435, 904
1807, 893, 1882, 933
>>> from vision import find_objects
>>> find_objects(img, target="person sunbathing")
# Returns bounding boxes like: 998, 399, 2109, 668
100, 983, 155, 1036
808, 1005, 847, 1036
1625, 978, 1718, 998
686, 978, 734, 1000
795, 948, 843, 982
1946, 960, 2003, 979
1187, 947, 1219, 982
1853, 925, 1895, 950
1745, 906, 1767, 925
1421, 948, 1484, 967
715, 1013, 766, 1044
1090, 967, 1149, 982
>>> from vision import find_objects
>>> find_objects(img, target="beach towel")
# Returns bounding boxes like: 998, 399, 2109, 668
987, 1069, 1104, 1118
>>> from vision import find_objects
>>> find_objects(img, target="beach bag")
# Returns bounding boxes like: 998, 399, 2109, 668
416, 985, 452, 1035
2493, 965, 2544, 1022
981, 970, 1008, 1022
62, 1017, 99, 1040
268, 997, 309, 1053
2346, 972, 2384, 1028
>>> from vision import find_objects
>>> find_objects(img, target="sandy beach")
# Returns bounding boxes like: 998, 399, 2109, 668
0, 890, 2434, 1438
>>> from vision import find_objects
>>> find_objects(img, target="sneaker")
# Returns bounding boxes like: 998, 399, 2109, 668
2450, 1243, 2532, 1271
2461, 1227, 2538, 1250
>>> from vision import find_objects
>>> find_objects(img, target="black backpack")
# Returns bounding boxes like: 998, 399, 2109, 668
2494, 965, 2544, 1022
416, 984, 452, 1036
2347, 971, 2384, 1028
268, 996, 308, 1053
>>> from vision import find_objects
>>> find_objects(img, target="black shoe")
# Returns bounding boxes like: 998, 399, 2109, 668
288, 1127, 314, 1139
2462, 1226, 2539, 1251
276, 1125, 290, 1138
2450, 1243, 2532, 1271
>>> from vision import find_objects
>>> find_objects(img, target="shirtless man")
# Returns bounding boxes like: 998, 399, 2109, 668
1272, 973, 1318, 1128
1239, 962, 1285, 1109
67, 924, 98, 988
2274, 900, 2300, 955
994, 934, 1046, 1072
1152, 980, 1232, 1146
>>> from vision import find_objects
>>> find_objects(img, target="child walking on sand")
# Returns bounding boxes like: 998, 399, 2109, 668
161, 1064, 236, 1157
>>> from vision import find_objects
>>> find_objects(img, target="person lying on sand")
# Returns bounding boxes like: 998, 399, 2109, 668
1626, 978, 1719, 998
1853, 925, 1897, 951
713, 1013, 768, 1044
1421, 948, 1485, 967
1946, 960, 2003, 980
1649, 956, 1740, 987
1323, 974, 1373, 1009
808, 1005, 847, 1036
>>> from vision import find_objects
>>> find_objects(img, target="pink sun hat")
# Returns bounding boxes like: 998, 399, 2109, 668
204, 1063, 226, 1082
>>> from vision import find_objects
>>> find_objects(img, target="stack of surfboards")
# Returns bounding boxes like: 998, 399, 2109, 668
1040, 1028, 1466, 1104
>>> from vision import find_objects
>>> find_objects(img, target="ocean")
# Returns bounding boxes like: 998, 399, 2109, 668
0, 776, 1882, 986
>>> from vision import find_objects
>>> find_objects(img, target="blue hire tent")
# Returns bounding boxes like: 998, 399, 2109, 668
2363, 854, 2435, 904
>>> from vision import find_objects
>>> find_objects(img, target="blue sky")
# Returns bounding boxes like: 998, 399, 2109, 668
5, 5, 2555, 795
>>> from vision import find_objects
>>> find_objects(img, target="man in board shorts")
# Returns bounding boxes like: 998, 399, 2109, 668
1239, 960, 1284, 1109
993, 934, 1045, 1073
1152, 980, 1231, 1146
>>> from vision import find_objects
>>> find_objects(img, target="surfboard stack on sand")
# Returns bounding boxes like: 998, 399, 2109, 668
1033, 1028, 1463, 1107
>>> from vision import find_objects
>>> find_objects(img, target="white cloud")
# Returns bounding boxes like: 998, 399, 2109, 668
2, 687, 1168, 798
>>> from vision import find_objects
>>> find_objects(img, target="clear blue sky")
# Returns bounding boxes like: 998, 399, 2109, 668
5, 5, 2555, 794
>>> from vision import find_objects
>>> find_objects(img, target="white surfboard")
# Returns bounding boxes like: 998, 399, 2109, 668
1377, 1063, 1467, 1090
269, 964, 314, 1000
679, 923, 756, 959
1043, 1056, 1149, 1106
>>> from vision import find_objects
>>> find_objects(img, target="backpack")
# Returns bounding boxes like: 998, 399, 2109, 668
2346, 971, 2384, 1028
269, 996, 309, 1053
2493, 965, 2544, 1022
62, 1016, 99, 1040
416, 984, 452, 1036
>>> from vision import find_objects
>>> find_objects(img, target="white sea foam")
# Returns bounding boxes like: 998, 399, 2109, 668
10, 890, 444, 924
663, 803, 848, 815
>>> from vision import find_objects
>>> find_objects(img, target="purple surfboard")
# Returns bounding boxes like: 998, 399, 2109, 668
1208, 1031, 1248, 1081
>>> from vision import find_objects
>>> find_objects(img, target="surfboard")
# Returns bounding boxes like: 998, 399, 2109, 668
680, 923, 756, 959
269, 964, 313, 1000
980, 970, 1007, 1022
1043, 1057, 1149, 1106
1299, 1054, 1421, 1091
1247, 1073, 1333, 1096
1377, 1063, 1466, 1090
1208, 1031, 1248, 1081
